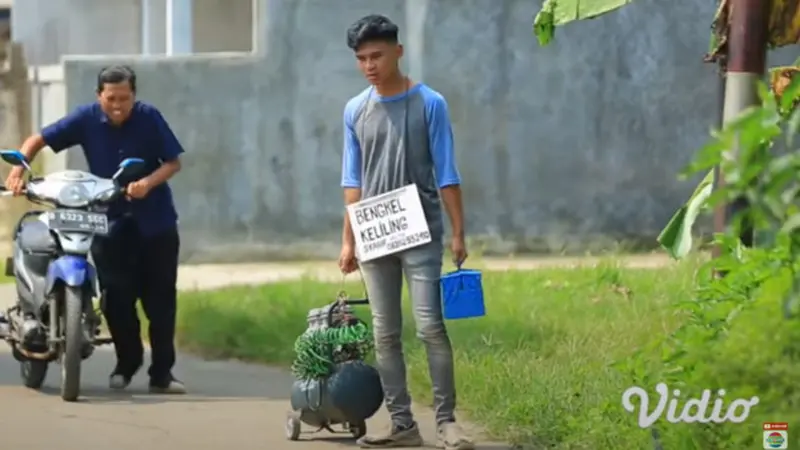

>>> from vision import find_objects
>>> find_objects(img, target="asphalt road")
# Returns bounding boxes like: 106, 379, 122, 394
0, 260, 536, 450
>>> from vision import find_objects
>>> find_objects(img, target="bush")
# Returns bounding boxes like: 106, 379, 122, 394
615, 79, 800, 448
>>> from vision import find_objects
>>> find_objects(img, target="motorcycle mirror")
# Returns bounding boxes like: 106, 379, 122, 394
0, 150, 32, 172
111, 157, 145, 182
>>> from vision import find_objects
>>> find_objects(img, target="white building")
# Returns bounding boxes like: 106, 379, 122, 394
9, 0, 254, 65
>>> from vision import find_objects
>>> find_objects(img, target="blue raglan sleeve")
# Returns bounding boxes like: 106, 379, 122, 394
341, 99, 362, 188
423, 90, 461, 188
41, 107, 86, 153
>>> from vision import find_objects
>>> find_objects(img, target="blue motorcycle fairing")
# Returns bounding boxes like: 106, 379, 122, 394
45, 255, 97, 297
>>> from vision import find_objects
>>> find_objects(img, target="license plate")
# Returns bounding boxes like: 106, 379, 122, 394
47, 210, 109, 235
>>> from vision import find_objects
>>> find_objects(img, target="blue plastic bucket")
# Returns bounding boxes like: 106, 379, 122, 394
440, 269, 485, 320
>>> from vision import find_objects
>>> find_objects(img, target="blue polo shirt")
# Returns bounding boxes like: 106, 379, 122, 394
41, 101, 184, 237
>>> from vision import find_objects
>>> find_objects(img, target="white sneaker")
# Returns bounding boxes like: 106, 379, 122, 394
149, 376, 186, 394
436, 422, 475, 450
357, 422, 423, 448
109, 373, 132, 390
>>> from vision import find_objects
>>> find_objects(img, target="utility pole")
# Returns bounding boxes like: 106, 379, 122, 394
711, 61, 727, 259
713, 0, 771, 259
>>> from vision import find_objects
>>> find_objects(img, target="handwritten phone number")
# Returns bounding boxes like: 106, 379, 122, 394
386, 231, 431, 251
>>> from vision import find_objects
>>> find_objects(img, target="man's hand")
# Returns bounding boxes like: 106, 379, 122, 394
451, 235, 468, 269
338, 243, 359, 274
4, 167, 25, 196
126, 178, 153, 200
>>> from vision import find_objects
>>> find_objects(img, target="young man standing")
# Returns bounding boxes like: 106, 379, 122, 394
339, 15, 473, 450
3, 65, 186, 394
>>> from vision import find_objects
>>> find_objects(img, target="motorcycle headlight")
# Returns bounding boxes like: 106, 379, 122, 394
57, 183, 91, 207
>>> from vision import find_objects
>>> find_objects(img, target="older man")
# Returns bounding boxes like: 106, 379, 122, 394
4, 65, 186, 394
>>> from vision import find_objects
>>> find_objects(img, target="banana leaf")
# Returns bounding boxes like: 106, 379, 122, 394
657, 170, 714, 259
534, 0, 636, 45
708, 0, 800, 54
534, 0, 800, 49
769, 0, 800, 47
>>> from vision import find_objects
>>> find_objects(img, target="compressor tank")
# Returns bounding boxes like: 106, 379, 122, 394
290, 360, 383, 427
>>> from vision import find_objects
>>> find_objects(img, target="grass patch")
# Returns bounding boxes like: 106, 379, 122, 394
175, 258, 699, 448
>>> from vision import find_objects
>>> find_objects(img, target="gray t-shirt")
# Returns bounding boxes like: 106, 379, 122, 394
341, 83, 461, 242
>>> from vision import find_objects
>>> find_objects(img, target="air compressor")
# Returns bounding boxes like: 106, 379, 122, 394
285, 295, 383, 441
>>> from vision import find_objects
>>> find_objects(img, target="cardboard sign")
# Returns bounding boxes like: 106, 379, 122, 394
347, 184, 431, 262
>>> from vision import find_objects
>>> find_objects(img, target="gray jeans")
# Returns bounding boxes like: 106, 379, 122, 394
360, 241, 456, 427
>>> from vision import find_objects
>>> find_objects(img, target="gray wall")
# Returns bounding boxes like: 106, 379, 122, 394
11, 0, 253, 65
46, 0, 800, 261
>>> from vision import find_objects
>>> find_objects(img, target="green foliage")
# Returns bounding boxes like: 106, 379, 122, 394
657, 170, 714, 259
533, 0, 637, 46
618, 78, 800, 448
533, 0, 557, 46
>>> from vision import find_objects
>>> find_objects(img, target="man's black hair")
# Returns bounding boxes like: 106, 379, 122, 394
346, 15, 399, 51
97, 65, 137, 93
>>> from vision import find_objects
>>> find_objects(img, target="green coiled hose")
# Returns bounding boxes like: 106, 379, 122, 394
291, 321, 374, 381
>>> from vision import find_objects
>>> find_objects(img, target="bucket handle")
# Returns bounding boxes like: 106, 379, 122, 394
451, 264, 468, 290
448, 267, 481, 292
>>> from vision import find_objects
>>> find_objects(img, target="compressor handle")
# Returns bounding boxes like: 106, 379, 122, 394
325, 298, 369, 327
344, 298, 369, 305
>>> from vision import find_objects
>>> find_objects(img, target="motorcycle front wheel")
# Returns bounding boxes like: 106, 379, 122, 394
60, 286, 85, 402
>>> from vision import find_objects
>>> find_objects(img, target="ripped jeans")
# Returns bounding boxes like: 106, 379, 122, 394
360, 241, 456, 427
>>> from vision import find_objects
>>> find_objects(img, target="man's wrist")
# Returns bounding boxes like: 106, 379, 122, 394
142, 175, 163, 191
342, 230, 356, 248
452, 229, 465, 240
19, 149, 37, 165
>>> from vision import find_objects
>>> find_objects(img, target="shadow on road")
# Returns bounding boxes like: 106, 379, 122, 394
31, 385, 266, 404
0, 346, 294, 403
309, 435, 513, 449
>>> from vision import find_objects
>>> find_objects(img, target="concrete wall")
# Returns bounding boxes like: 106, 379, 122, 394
28, 65, 68, 174
11, 0, 253, 65
39, 0, 800, 262
0, 41, 33, 257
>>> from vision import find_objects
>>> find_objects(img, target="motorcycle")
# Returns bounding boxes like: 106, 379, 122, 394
0, 150, 145, 402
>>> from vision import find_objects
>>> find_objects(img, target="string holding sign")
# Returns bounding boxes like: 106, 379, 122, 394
347, 184, 431, 262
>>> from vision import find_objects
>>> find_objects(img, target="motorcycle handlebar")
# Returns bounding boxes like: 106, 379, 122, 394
91, 185, 127, 205
0, 186, 26, 197
0, 182, 127, 205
